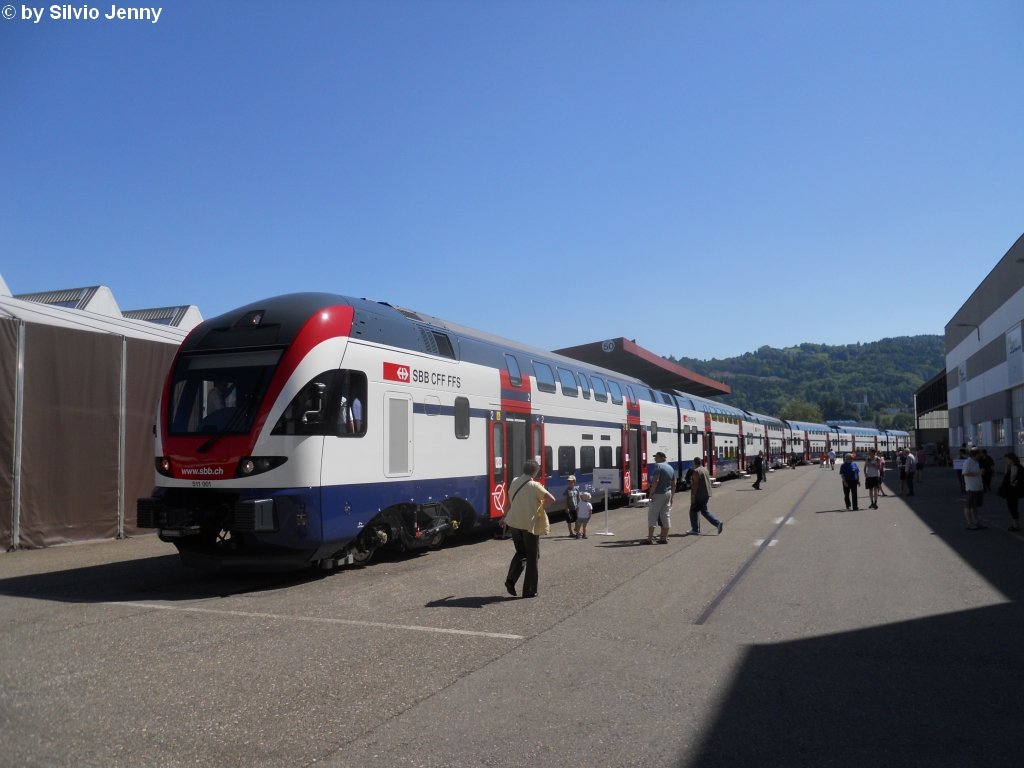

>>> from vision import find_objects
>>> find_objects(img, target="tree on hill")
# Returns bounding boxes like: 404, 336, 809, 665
669, 335, 943, 423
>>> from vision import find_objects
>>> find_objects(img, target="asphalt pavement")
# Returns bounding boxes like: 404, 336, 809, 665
1, 462, 1021, 768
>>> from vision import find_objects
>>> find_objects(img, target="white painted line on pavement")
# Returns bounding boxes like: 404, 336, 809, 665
102, 602, 525, 641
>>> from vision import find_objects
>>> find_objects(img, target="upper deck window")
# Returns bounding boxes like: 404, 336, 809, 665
577, 372, 592, 400
591, 376, 608, 403
504, 354, 522, 387
533, 361, 557, 393
557, 367, 579, 397
607, 380, 624, 405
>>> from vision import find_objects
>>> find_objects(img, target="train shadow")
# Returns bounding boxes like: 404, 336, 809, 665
683, 468, 1024, 767
0, 552, 329, 604
0, 525, 511, 606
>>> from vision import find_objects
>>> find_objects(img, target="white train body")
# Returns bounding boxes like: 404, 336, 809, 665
136, 293, 911, 570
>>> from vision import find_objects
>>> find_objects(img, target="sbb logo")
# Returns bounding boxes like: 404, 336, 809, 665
384, 363, 411, 383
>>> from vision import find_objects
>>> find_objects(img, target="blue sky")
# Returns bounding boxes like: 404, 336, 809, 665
2, 0, 1022, 361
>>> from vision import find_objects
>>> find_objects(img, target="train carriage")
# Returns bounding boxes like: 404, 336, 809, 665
784, 420, 831, 462
137, 293, 688, 570
136, 291, 910, 571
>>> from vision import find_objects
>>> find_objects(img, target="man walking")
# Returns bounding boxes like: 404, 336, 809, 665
751, 450, 765, 490
689, 457, 724, 535
500, 460, 555, 598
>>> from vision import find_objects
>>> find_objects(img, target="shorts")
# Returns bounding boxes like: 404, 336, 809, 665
648, 492, 671, 529
565, 509, 578, 523
865, 476, 880, 489
967, 490, 984, 508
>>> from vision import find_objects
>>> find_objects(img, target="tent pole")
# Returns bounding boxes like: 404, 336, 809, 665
117, 336, 127, 539
10, 319, 25, 550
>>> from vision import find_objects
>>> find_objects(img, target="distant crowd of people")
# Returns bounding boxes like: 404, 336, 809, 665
498, 441, 1022, 600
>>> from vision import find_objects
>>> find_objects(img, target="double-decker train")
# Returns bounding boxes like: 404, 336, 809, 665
136, 293, 910, 570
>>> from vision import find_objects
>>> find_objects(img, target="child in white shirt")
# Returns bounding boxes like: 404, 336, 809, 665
574, 491, 593, 539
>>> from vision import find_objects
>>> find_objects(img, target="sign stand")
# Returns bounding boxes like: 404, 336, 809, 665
591, 469, 618, 536
595, 489, 614, 536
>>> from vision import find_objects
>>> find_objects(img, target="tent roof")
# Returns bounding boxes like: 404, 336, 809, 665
554, 338, 730, 398
0, 294, 188, 344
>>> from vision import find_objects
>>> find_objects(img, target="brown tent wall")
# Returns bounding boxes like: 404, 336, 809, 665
123, 338, 178, 537
19, 324, 122, 547
0, 318, 18, 549
0, 321, 180, 550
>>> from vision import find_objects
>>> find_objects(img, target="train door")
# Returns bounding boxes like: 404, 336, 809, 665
623, 425, 644, 494
704, 413, 715, 476
531, 418, 545, 481
487, 412, 531, 519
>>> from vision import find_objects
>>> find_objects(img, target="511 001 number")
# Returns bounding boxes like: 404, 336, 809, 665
192, 480, 212, 488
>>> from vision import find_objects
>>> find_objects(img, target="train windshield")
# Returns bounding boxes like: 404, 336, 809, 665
167, 350, 283, 436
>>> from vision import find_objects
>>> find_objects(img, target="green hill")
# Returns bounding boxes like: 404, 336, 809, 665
670, 335, 944, 429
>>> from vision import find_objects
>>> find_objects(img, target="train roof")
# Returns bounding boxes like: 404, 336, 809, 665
554, 338, 730, 398
785, 420, 833, 432
187, 293, 662, 393
744, 410, 786, 428
674, 391, 747, 418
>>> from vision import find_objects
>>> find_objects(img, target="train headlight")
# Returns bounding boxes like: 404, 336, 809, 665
156, 457, 173, 477
234, 456, 287, 478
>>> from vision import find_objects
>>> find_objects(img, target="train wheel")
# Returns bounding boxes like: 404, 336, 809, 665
350, 547, 375, 566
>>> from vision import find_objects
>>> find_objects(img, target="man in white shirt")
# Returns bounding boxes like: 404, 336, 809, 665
962, 447, 985, 530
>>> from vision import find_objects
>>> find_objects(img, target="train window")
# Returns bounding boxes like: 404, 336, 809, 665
615, 447, 622, 468
580, 446, 595, 474
454, 397, 470, 439
557, 367, 579, 397
504, 354, 522, 387
271, 369, 367, 438
545, 446, 553, 477
171, 349, 283, 436
599, 446, 613, 468
432, 332, 456, 359
591, 376, 608, 402
625, 385, 637, 404
651, 421, 659, 442
558, 446, 576, 476
533, 362, 557, 393
608, 381, 624, 405
578, 372, 592, 400
492, 423, 504, 484
660, 392, 673, 405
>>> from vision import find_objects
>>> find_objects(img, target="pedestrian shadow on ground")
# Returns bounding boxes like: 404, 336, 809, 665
424, 595, 515, 609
